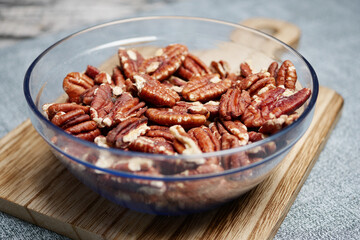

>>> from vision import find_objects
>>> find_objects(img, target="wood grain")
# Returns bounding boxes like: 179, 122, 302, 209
0, 86, 343, 240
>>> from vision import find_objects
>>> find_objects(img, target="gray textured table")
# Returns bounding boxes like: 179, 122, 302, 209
1, 0, 359, 239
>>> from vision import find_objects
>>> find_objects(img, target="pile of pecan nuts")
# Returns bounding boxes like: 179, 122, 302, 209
43, 43, 311, 176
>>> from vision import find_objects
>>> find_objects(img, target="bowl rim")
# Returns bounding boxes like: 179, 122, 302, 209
23, 16, 319, 180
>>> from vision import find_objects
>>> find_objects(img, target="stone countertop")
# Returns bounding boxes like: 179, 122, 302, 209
1, 0, 359, 239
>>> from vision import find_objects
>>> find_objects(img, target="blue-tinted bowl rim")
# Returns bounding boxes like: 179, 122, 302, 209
23, 16, 319, 180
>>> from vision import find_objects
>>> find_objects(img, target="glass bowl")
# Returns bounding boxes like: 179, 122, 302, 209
24, 16, 318, 215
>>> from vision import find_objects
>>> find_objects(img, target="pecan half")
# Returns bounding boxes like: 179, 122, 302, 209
43, 102, 90, 120
173, 101, 210, 118
267, 88, 311, 118
63, 72, 94, 103
188, 126, 221, 164
182, 74, 232, 102
50, 108, 100, 141
219, 88, 251, 120
276, 60, 297, 90
146, 108, 207, 129
128, 136, 175, 155
259, 113, 299, 134
237, 71, 270, 91
221, 134, 250, 169
221, 120, 249, 146
145, 125, 175, 142
111, 66, 126, 95
108, 92, 147, 125
169, 125, 203, 155
106, 117, 149, 149
90, 84, 114, 127
210, 60, 231, 79
85, 65, 101, 79
176, 53, 211, 80
133, 74, 180, 107
140, 55, 185, 82
240, 62, 253, 78
79, 85, 99, 105
267, 62, 278, 78
156, 43, 188, 58
118, 48, 144, 79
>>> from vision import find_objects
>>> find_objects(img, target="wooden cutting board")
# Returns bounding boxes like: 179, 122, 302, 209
0, 86, 343, 240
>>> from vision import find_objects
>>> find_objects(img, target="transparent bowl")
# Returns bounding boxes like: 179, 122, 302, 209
24, 16, 318, 215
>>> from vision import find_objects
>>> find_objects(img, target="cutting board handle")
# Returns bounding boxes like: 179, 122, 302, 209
240, 18, 301, 49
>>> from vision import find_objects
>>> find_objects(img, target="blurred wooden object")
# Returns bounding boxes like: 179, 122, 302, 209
240, 18, 301, 49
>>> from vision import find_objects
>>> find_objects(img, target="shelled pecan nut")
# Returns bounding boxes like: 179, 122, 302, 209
145, 125, 175, 142
221, 134, 250, 169
133, 74, 180, 107
118, 48, 145, 79
176, 53, 211, 80
90, 84, 114, 127
188, 126, 221, 164
240, 62, 253, 78
210, 60, 231, 79
146, 108, 207, 129
63, 72, 94, 103
106, 117, 149, 149
219, 88, 251, 120
129, 136, 175, 155
108, 92, 147, 125
276, 60, 297, 90
43, 102, 90, 120
182, 74, 232, 102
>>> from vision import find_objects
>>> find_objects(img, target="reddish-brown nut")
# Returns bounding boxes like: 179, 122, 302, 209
43, 102, 90, 120
132, 74, 180, 107
90, 84, 114, 127
140, 54, 185, 82
51, 109, 89, 128
248, 76, 276, 97
188, 126, 221, 164
204, 101, 220, 117
118, 48, 144, 79
237, 71, 270, 91
94, 71, 112, 85
276, 60, 297, 90
240, 62, 253, 78
248, 131, 266, 142
210, 60, 231, 79
146, 108, 207, 129
145, 125, 175, 142
111, 66, 126, 95
267, 61, 278, 78
157, 43, 188, 58
50, 108, 100, 141
128, 136, 175, 155
169, 125, 203, 155
182, 74, 232, 102
79, 85, 99, 105
173, 101, 210, 118
65, 120, 100, 141
259, 113, 299, 134
176, 53, 211, 80
221, 120, 249, 146
219, 88, 251, 120
106, 117, 149, 149
268, 88, 311, 118
241, 104, 265, 128
85, 65, 101, 79
221, 133, 250, 169
63, 72, 94, 103
107, 92, 147, 126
